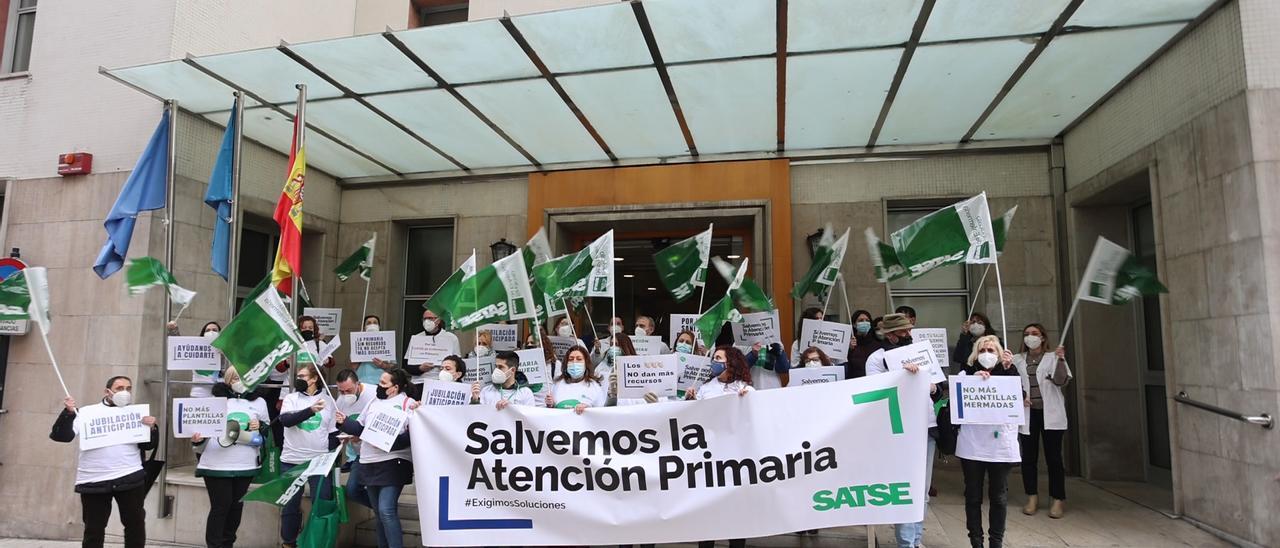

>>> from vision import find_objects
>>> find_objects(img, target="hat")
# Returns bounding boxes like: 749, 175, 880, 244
878, 313, 913, 334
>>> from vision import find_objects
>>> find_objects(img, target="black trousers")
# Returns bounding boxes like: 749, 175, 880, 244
80, 484, 147, 548
960, 458, 1013, 548
1020, 408, 1067, 500
204, 476, 253, 548
698, 541, 745, 548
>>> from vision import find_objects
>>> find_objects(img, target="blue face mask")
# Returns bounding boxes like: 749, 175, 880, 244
709, 360, 727, 378
567, 362, 586, 379
855, 321, 871, 335
675, 342, 693, 354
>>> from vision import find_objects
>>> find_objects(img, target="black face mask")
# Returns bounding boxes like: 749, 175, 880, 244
894, 336, 914, 347
212, 383, 232, 398
376, 385, 391, 400
301, 330, 315, 341
294, 379, 311, 394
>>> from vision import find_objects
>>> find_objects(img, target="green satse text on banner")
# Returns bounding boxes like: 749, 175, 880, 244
408, 370, 930, 546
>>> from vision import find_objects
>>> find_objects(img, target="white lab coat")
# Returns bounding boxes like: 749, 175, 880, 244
1014, 352, 1072, 435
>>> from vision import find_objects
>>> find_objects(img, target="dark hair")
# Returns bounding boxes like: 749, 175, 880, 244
713, 346, 752, 385
852, 309, 873, 324
675, 329, 698, 347
200, 321, 221, 335
442, 355, 467, 378
970, 313, 995, 336
799, 346, 833, 367
495, 350, 520, 370
363, 315, 380, 325
895, 305, 917, 319
297, 315, 318, 330
610, 333, 636, 356
385, 368, 412, 390
336, 369, 359, 384
105, 375, 131, 389
557, 346, 600, 383
1020, 323, 1051, 354
797, 306, 824, 336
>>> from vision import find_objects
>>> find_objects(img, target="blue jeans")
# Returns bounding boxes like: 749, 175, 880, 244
346, 459, 371, 508
280, 462, 333, 544
366, 483, 404, 548
895, 436, 937, 548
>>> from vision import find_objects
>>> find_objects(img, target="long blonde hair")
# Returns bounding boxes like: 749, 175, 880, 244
966, 334, 1005, 366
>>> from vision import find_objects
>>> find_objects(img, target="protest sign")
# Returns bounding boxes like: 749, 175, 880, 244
732, 310, 781, 347
78, 404, 151, 451
479, 324, 519, 351
463, 354, 496, 384
910, 328, 949, 370
754, 367, 785, 390
318, 335, 342, 364
883, 341, 947, 383
675, 353, 712, 393
167, 336, 221, 371
515, 348, 548, 385
631, 335, 667, 356
350, 331, 397, 362
172, 397, 227, 438
303, 307, 342, 337
788, 366, 847, 386
548, 336, 578, 362
422, 380, 472, 406
669, 314, 699, 346
799, 320, 852, 362
408, 370, 930, 546
360, 399, 409, 452
406, 334, 453, 366
949, 375, 1025, 425
616, 355, 680, 399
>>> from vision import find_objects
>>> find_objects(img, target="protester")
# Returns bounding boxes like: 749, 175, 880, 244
633, 314, 669, 353
335, 369, 376, 509
957, 335, 1022, 548
606, 333, 661, 406
747, 341, 791, 387
407, 309, 461, 398
789, 307, 824, 366
546, 346, 606, 414
552, 315, 587, 359
49, 375, 158, 548
954, 312, 997, 369
472, 351, 536, 409
796, 346, 834, 368
592, 316, 627, 364
528, 326, 558, 406
895, 305, 917, 325
338, 368, 414, 548
468, 330, 493, 358
673, 329, 704, 356
845, 309, 878, 379
871, 316, 886, 343
438, 355, 467, 383
1014, 323, 1072, 518
597, 331, 636, 385
192, 368, 269, 548
688, 346, 754, 400
356, 315, 395, 385
277, 362, 337, 547
166, 321, 223, 398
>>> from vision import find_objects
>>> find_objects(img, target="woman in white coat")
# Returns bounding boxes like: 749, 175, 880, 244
1013, 323, 1072, 518
956, 335, 1022, 548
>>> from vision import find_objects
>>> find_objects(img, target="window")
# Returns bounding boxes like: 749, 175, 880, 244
414, 2, 468, 27
886, 207, 969, 332
401, 223, 455, 350
2, 0, 36, 74
235, 224, 278, 312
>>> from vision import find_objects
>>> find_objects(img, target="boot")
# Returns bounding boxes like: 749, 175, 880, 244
1022, 494, 1038, 515
1049, 498, 1065, 519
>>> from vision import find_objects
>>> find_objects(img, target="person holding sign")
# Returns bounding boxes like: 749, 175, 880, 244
356, 315, 397, 385
278, 363, 338, 546
687, 346, 754, 400
192, 367, 269, 548
338, 368, 414, 548
746, 341, 791, 388
167, 320, 224, 398
673, 329, 705, 356
49, 375, 158, 548
1013, 323, 1072, 519
472, 351, 536, 409
956, 335, 1023, 548
608, 335, 662, 406
634, 315, 669, 353
406, 309, 462, 398
789, 307, 824, 366
547, 346, 606, 414
955, 312, 999, 369
335, 369, 377, 508
846, 309, 880, 380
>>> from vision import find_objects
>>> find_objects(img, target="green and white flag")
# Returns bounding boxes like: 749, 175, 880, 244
692, 293, 741, 348
212, 287, 304, 390
0, 267, 51, 335
586, 230, 614, 298
531, 231, 613, 301
890, 192, 997, 279
654, 224, 712, 302
1077, 236, 1168, 305
992, 205, 1018, 255
864, 228, 908, 283
792, 225, 849, 299
333, 234, 375, 283
124, 257, 196, 310
712, 257, 773, 313
523, 227, 553, 269
243, 447, 341, 506
443, 251, 537, 330
243, 274, 311, 311
424, 251, 477, 328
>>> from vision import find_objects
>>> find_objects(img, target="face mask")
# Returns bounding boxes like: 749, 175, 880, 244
607, 346, 622, 358
709, 360, 727, 378
436, 370, 454, 382
894, 336, 914, 347
557, 324, 574, 337
491, 368, 509, 385
294, 378, 311, 394
338, 393, 357, 407
301, 330, 315, 341
875, 332, 886, 341
475, 345, 491, 357
978, 352, 1000, 369
203, 330, 219, 340
609, 324, 623, 335
376, 385, 391, 400
110, 390, 132, 407
805, 360, 821, 368
423, 319, 439, 333
634, 326, 647, 337
855, 321, 871, 335
1024, 335, 1043, 350
230, 380, 248, 395
969, 323, 986, 337
566, 363, 586, 379
675, 342, 693, 354
365, 324, 380, 332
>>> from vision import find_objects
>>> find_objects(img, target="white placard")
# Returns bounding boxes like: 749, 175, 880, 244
422, 379, 471, 406
949, 375, 1025, 425
78, 404, 151, 451
172, 397, 227, 438
350, 331, 397, 362
668, 314, 700, 347
788, 366, 847, 386
883, 341, 947, 383
732, 310, 781, 347
406, 334, 454, 366
0, 319, 29, 335
799, 320, 853, 362
631, 335, 667, 356
304, 307, 342, 337
548, 336, 578, 362
675, 353, 712, 393
318, 335, 342, 364
360, 399, 409, 452
616, 355, 680, 399
910, 328, 950, 371
166, 336, 221, 371
515, 348, 548, 385
478, 324, 519, 351
462, 354, 496, 384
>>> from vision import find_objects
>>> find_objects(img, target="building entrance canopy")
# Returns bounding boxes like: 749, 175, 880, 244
102, 0, 1218, 184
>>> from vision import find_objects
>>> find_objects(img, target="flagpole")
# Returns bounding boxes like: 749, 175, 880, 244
227, 92, 244, 321
289, 84, 307, 388
967, 264, 992, 319
838, 273, 852, 321
696, 223, 713, 314
1058, 296, 1081, 348
155, 99, 178, 517
360, 272, 371, 323
993, 259, 1008, 345
562, 298, 579, 341
38, 328, 71, 398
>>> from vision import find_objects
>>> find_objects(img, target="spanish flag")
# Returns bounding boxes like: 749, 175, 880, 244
271, 115, 305, 295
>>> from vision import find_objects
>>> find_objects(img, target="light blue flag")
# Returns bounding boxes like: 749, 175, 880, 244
205, 101, 236, 280
93, 110, 171, 279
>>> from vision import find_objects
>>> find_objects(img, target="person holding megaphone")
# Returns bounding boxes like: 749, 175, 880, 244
191, 367, 269, 548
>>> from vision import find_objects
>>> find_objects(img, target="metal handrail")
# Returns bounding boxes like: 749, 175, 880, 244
1175, 391, 1273, 429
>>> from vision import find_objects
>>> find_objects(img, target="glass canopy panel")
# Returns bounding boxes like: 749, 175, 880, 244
393, 19, 539, 85
668, 59, 775, 154
643, 0, 775, 63
977, 24, 1184, 140
194, 48, 344, 104
305, 99, 456, 174
558, 69, 688, 159
368, 89, 530, 169
878, 40, 1033, 145
785, 49, 901, 150
921, 0, 1069, 42
511, 2, 651, 74
287, 34, 436, 95
788, 0, 923, 53
108, 61, 255, 113
457, 80, 609, 165
1067, 0, 1214, 28
216, 108, 391, 179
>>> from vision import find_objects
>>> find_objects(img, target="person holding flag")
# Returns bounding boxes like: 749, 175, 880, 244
1014, 323, 1072, 519
191, 367, 269, 548
277, 362, 338, 547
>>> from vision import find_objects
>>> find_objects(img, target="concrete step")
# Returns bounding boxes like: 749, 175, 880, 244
355, 515, 422, 548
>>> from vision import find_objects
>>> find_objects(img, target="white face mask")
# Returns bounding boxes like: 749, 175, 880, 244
365, 324, 380, 332
557, 324, 574, 337
977, 352, 1000, 370
968, 323, 986, 337
230, 380, 249, 394
203, 330, 219, 340
634, 326, 647, 337
805, 360, 821, 368
609, 324, 623, 335
423, 319, 439, 333
110, 390, 132, 407
491, 368, 509, 385
1024, 335, 1043, 350
438, 370, 455, 382
475, 345, 491, 356
338, 393, 357, 407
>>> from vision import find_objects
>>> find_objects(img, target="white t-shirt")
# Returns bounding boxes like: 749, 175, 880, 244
197, 397, 271, 473
695, 378, 754, 400
478, 384, 536, 407
356, 394, 412, 464
280, 391, 337, 464
72, 403, 145, 485
549, 379, 607, 409
190, 371, 219, 398
408, 330, 461, 381
337, 383, 377, 459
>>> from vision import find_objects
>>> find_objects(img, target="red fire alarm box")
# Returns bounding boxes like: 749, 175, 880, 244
57, 152, 93, 176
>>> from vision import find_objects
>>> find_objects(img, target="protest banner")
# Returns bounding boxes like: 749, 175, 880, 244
731, 310, 781, 347
172, 397, 227, 438
910, 328, 949, 370
360, 399, 409, 452
78, 404, 151, 451
669, 314, 699, 345
166, 336, 221, 371
548, 336, 578, 362
799, 320, 853, 362
463, 354, 496, 384
883, 341, 947, 383
406, 334, 454, 366
788, 366, 847, 386
479, 323, 520, 351
515, 348, 548, 385
949, 375, 1025, 425
675, 353, 712, 393
303, 307, 342, 337
631, 335, 667, 356
423, 379, 472, 406
408, 370, 930, 546
616, 355, 680, 399
350, 330, 397, 362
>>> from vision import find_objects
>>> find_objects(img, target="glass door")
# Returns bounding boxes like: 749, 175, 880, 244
1132, 202, 1171, 485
